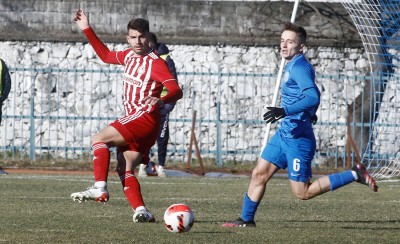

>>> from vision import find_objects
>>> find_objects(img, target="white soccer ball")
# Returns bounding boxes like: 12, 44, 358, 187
164, 203, 195, 233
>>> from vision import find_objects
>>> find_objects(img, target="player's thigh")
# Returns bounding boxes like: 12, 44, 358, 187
260, 133, 287, 170
285, 137, 315, 183
252, 157, 280, 183
92, 125, 126, 146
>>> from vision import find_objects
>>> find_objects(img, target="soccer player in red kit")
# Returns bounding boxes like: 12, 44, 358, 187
70, 9, 183, 223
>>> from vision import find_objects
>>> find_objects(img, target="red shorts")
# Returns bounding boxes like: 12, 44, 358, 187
111, 110, 160, 164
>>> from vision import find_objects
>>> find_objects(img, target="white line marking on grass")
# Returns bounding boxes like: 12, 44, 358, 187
377, 179, 400, 183
0, 174, 290, 187
7, 195, 233, 202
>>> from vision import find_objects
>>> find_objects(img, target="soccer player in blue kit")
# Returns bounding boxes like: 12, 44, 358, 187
222, 22, 378, 228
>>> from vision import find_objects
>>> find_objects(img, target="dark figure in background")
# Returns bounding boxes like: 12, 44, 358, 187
0, 58, 11, 126
0, 58, 12, 175
138, 32, 178, 177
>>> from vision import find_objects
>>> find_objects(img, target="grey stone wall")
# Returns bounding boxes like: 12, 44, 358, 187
0, 0, 374, 164
0, 40, 370, 163
0, 0, 361, 47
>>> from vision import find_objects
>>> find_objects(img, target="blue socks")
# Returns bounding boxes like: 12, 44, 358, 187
241, 193, 259, 222
240, 171, 355, 222
328, 170, 356, 191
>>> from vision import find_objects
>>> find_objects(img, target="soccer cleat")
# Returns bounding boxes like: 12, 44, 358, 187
138, 164, 148, 177
221, 217, 256, 228
352, 164, 378, 192
70, 185, 109, 203
133, 209, 156, 223
157, 165, 167, 177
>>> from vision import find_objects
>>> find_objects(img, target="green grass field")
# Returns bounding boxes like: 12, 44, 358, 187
0, 172, 399, 243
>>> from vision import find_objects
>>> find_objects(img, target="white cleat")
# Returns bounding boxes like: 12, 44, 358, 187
138, 164, 148, 177
157, 165, 167, 177
70, 185, 109, 203
133, 209, 156, 223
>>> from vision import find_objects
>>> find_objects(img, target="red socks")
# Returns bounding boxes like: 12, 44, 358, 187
92, 142, 145, 210
92, 142, 110, 182
119, 171, 145, 209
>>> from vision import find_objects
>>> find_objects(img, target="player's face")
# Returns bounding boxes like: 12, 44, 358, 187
127, 29, 150, 55
280, 30, 305, 61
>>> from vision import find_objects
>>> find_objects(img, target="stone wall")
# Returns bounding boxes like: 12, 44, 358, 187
0, 0, 361, 47
0, 0, 373, 164
0, 40, 370, 163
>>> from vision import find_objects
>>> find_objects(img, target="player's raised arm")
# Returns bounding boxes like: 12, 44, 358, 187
73, 9, 120, 65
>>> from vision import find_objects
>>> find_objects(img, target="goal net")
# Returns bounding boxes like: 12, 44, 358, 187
342, 0, 400, 179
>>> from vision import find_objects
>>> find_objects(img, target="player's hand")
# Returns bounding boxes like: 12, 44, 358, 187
143, 96, 164, 106
263, 107, 286, 124
73, 9, 90, 30
310, 114, 318, 125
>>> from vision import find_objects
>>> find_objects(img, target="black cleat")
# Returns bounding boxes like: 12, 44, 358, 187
221, 217, 256, 228
352, 164, 378, 192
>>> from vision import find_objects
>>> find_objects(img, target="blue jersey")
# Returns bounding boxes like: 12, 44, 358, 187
279, 54, 320, 138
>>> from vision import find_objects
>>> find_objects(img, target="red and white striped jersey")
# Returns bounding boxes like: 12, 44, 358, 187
83, 27, 182, 116
116, 49, 175, 115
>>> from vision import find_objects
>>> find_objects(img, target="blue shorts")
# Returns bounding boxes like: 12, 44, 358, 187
261, 131, 316, 182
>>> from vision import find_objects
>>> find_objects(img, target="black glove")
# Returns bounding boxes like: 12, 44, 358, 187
263, 107, 286, 124
310, 114, 318, 125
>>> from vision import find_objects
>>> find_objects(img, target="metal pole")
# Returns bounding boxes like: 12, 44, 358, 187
29, 72, 35, 160
260, 0, 301, 153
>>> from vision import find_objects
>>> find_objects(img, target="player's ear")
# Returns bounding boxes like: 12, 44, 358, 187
299, 43, 305, 52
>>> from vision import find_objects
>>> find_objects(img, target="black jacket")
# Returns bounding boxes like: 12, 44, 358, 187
157, 43, 177, 80
0, 59, 11, 103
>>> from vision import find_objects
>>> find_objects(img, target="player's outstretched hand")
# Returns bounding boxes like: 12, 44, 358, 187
73, 9, 90, 30
263, 107, 286, 124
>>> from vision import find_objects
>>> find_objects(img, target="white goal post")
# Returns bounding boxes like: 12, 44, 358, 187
341, 0, 400, 179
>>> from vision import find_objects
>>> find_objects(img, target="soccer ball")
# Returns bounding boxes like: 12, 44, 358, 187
164, 203, 194, 233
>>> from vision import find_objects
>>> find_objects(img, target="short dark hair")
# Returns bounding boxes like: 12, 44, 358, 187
282, 22, 307, 44
127, 18, 149, 33
148, 32, 158, 48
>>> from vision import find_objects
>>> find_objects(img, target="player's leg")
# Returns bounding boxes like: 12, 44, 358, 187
288, 137, 377, 200
244, 158, 280, 219
222, 158, 279, 227
156, 113, 169, 177
290, 176, 330, 200
70, 125, 126, 203
116, 111, 159, 222
222, 133, 287, 227
290, 164, 378, 200
222, 133, 283, 227
117, 149, 155, 223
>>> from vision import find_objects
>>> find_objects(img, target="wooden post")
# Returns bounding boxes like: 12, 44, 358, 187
186, 110, 205, 175
193, 133, 205, 175
347, 113, 361, 168
186, 111, 196, 171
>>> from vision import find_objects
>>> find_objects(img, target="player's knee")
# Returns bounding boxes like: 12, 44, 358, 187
92, 133, 102, 144
251, 168, 267, 184
292, 191, 311, 200
296, 194, 311, 200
